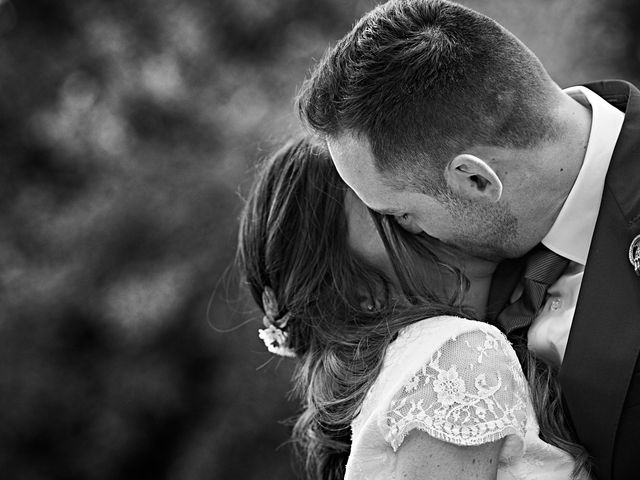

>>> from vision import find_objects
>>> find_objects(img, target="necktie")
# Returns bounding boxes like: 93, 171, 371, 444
495, 245, 569, 335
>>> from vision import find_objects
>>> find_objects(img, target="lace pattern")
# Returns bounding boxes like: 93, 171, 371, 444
383, 328, 528, 457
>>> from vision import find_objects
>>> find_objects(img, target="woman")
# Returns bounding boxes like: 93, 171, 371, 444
237, 137, 590, 479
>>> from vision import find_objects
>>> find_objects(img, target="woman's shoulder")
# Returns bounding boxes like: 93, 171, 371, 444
392, 315, 506, 353
369, 315, 528, 456
378, 316, 514, 396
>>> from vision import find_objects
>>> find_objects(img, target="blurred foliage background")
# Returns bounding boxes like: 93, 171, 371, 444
0, 0, 638, 479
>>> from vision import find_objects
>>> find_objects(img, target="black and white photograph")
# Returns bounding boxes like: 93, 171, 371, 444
2, 1, 640, 479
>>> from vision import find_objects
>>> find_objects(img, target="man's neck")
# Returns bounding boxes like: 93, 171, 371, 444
561, 92, 593, 178
519, 92, 593, 253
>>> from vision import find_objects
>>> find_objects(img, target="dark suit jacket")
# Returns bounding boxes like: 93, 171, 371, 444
559, 80, 640, 480
488, 80, 640, 480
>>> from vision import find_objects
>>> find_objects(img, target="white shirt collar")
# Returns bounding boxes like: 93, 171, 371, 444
541, 86, 625, 265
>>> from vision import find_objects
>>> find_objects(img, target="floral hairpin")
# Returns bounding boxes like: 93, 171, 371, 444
257, 286, 296, 357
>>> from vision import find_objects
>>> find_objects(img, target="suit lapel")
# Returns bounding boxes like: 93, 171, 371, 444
559, 80, 640, 479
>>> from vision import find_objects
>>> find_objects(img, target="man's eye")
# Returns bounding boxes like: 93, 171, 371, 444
395, 213, 410, 223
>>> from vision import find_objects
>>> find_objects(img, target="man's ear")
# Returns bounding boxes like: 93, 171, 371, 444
445, 154, 503, 202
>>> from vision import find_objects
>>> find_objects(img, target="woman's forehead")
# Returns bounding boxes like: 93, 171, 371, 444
344, 189, 393, 276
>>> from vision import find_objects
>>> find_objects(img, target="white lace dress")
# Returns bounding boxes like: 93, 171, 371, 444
345, 316, 590, 480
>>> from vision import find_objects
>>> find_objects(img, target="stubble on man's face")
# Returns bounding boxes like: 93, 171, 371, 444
438, 191, 520, 262
327, 133, 521, 262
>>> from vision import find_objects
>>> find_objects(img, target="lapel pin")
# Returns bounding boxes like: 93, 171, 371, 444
629, 234, 640, 277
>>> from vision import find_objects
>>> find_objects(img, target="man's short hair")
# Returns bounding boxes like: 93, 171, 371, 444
297, 0, 561, 192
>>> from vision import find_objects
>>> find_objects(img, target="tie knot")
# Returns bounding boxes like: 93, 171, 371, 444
524, 245, 569, 285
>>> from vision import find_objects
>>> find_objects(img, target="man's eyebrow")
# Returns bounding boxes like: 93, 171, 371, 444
370, 207, 399, 216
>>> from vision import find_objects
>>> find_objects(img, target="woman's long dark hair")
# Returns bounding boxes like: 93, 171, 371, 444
237, 137, 589, 479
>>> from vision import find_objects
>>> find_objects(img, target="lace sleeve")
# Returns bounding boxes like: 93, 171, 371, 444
382, 326, 529, 461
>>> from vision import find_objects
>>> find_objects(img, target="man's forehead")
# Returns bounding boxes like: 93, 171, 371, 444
326, 135, 396, 208
326, 134, 374, 174
327, 131, 370, 153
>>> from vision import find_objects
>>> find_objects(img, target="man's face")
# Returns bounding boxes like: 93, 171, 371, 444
344, 188, 497, 311
328, 133, 518, 261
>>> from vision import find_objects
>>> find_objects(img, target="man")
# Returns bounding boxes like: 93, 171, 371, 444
297, 1, 640, 478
